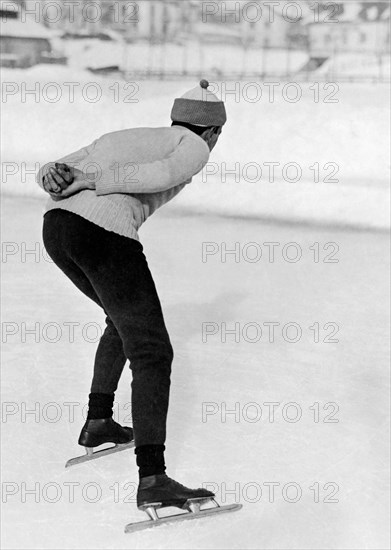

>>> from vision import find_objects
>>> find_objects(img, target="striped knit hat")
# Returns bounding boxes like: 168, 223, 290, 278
171, 79, 227, 127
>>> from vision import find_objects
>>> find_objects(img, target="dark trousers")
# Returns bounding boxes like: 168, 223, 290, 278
43, 209, 173, 447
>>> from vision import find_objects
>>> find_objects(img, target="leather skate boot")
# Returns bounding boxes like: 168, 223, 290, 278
137, 474, 215, 510
78, 418, 134, 448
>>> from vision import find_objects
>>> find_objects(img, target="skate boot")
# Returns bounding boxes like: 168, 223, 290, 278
137, 474, 215, 511
124, 474, 242, 532
78, 418, 133, 448
65, 418, 134, 468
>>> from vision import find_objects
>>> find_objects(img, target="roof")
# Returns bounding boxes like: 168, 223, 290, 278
360, 3, 390, 21
302, 1, 390, 25
0, 0, 20, 10
0, 18, 55, 39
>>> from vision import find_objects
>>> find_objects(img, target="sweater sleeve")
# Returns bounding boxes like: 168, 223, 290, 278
94, 134, 210, 196
36, 139, 99, 190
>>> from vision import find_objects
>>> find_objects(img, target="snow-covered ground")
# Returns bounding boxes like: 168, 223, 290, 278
61, 38, 310, 76
60, 38, 391, 81
1, 197, 390, 549
1, 65, 389, 229
315, 52, 391, 80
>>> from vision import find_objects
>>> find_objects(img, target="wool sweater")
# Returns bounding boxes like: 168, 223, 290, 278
37, 126, 210, 240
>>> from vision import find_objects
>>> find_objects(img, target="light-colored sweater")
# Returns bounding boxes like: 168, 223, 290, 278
37, 126, 210, 240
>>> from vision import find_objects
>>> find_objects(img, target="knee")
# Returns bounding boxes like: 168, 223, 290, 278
104, 316, 118, 333
163, 342, 174, 366
125, 341, 173, 370
150, 341, 174, 368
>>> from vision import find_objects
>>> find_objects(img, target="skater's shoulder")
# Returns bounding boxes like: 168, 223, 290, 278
94, 127, 170, 149
98, 126, 208, 146
98, 126, 176, 138
97, 127, 152, 140
95, 126, 209, 160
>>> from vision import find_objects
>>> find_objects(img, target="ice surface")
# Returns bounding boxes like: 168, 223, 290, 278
1, 197, 390, 549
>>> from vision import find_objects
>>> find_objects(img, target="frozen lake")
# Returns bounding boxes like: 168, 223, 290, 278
1, 196, 390, 549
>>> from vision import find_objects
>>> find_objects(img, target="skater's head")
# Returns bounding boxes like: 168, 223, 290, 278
171, 79, 226, 152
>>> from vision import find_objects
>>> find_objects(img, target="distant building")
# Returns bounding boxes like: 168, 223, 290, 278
297, 2, 390, 79
192, 0, 302, 48
20, 0, 301, 47
0, 0, 66, 67
131, 0, 190, 42
240, 14, 301, 49
32, 0, 190, 42
0, 0, 22, 21
307, 3, 390, 55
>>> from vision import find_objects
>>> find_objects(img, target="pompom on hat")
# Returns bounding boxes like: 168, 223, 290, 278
171, 79, 227, 127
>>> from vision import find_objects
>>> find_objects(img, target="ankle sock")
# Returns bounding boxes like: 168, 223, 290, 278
87, 392, 114, 420
135, 444, 166, 478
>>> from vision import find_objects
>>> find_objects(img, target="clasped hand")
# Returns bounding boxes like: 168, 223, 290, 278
42, 163, 95, 201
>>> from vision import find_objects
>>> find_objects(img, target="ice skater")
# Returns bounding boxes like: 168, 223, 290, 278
37, 80, 237, 528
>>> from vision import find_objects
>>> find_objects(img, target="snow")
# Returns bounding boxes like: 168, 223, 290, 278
315, 53, 391, 79
337, 3, 363, 23
61, 38, 309, 74
1, 196, 390, 549
0, 18, 58, 39
1, 64, 389, 230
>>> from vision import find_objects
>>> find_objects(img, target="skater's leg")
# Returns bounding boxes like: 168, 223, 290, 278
89, 262, 172, 448
44, 210, 172, 450
43, 210, 127, 410
90, 316, 127, 395
42, 211, 214, 504
87, 316, 127, 420
74, 240, 173, 448
48, 213, 173, 449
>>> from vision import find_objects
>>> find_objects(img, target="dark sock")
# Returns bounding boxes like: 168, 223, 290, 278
87, 392, 114, 420
135, 444, 166, 478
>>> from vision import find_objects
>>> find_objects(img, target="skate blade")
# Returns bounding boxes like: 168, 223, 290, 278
65, 441, 134, 468
124, 502, 242, 534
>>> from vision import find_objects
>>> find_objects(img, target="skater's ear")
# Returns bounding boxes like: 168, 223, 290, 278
201, 126, 222, 152
171, 121, 222, 151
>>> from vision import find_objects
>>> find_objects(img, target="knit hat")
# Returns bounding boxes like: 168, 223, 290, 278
171, 79, 227, 127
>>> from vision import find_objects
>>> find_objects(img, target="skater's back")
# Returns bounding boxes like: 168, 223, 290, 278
37, 125, 210, 241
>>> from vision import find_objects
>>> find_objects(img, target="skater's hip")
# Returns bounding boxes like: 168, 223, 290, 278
43, 209, 144, 257
43, 193, 144, 241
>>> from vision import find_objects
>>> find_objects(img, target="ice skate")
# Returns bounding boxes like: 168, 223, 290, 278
124, 474, 242, 533
65, 418, 134, 468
